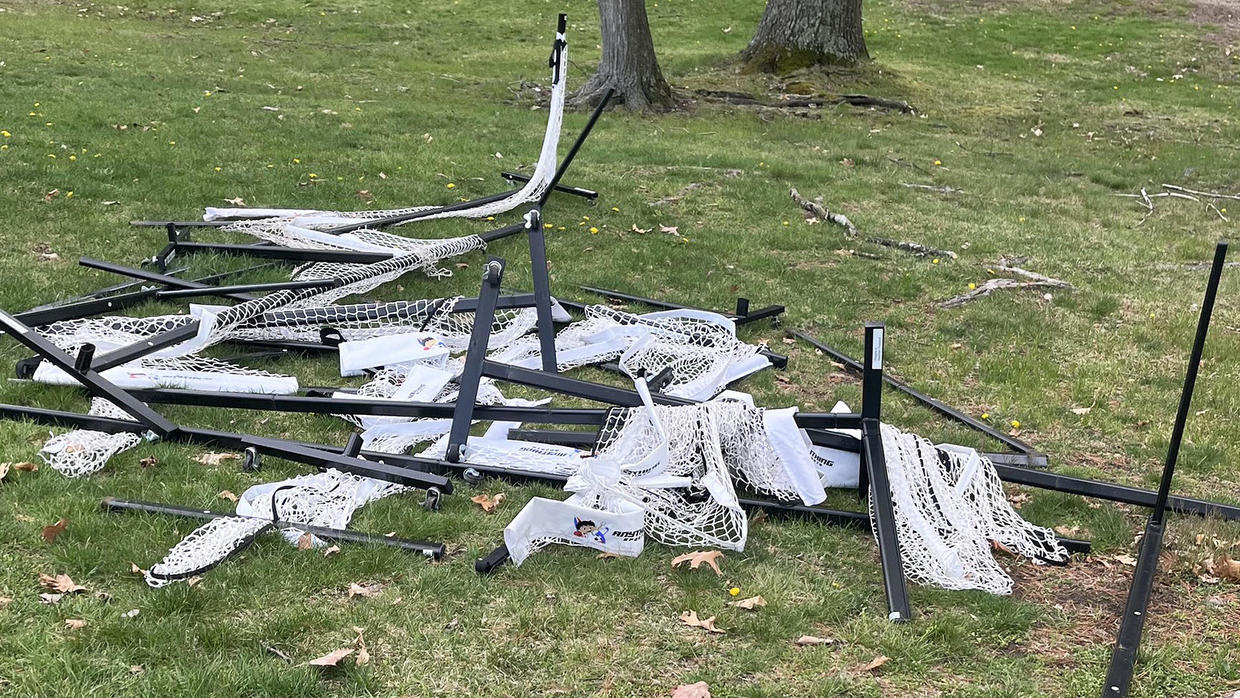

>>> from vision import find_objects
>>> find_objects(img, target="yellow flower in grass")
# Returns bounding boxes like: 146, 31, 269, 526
0, 131, 10, 138
1010, 420, 1021, 429
968, 283, 976, 290
446, 182, 455, 189
589, 227, 599, 234
981, 413, 990, 420
728, 587, 740, 596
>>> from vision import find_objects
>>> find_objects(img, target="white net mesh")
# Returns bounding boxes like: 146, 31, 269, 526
203, 30, 567, 244
146, 468, 407, 587
490, 306, 770, 400
229, 295, 540, 351
38, 398, 144, 478
877, 423, 1068, 595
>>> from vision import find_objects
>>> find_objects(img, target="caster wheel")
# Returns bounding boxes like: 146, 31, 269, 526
462, 467, 483, 485
241, 446, 262, 473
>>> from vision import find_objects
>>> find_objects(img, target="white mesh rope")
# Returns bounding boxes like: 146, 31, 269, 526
146, 468, 407, 587
201, 29, 568, 245
38, 398, 145, 478
876, 423, 1067, 595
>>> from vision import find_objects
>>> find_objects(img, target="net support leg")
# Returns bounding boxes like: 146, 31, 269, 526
537, 88, 615, 208
1102, 240, 1228, 697
859, 323, 912, 623
524, 209, 558, 373
446, 258, 506, 462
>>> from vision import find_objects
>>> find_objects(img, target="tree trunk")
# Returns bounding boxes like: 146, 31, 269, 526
572, 0, 675, 112
741, 0, 868, 73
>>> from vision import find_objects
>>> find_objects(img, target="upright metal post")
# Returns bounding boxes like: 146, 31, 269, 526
859, 323, 912, 622
1102, 240, 1228, 697
446, 258, 506, 462
524, 208, 559, 373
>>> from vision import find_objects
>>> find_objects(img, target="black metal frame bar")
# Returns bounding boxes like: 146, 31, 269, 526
524, 208, 559, 373
102, 497, 444, 558
502, 171, 597, 202
578, 284, 786, 328
0, 308, 453, 491
12, 263, 278, 327
789, 328, 1043, 462
154, 278, 337, 299
80, 257, 256, 302
857, 324, 911, 622
1102, 240, 1229, 698
447, 258, 507, 462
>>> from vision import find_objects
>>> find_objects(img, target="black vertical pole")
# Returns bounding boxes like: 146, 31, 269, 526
860, 323, 912, 622
524, 208, 558, 373
1102, 240, 1228, 697
446, 258, 505, 463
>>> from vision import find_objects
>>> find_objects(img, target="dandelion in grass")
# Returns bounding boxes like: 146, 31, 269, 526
446, 183, 454, 189
589, 227, 599, 234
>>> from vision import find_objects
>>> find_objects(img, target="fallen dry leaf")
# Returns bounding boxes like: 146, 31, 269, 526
671, 550, 724, 576
224, 196, 246, 206
307, 648, 353, 667
1114, 554, 1138, 567
0, 596, 11, 609
64, 618, 86, 630
679, 610, 725, 634
861, 655, 891, 672
139, 456, 158, 469
44, 189, 60, 202
1055, 525, 1081, 536
323, 545, 341, 557
297, 532, 314, 550
0, 462, 10, 481
129, 665, 144, 675
659, 224, 680, 236
129, 562, 148, 576
122, 608, 140, 618
671, 681, 711, 698
217, 490, 238, 503
796, 635, 835, 646
195, 452, 239, 466
352, 626, 369, 666
39, 573, 86, 594
1206, 555, 1240, 582
596, 552, 619, 560
471, 493, 506, 513
185, 577, 203, 588
39, 593, 64, 604
41, 518, 68, 543
1070, 407, 1092, 415
727, 595, 766, 611
14, 462, 38, 472
348, 582, 383, 598
631, 224, 652, 234
356, 190, 373, 202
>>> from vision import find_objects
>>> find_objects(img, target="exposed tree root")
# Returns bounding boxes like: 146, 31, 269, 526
695, 89, 913, 114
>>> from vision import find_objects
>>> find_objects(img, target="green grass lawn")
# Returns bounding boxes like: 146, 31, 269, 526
1, 0, 1238, 695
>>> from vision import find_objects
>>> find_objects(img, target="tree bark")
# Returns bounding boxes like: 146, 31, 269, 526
572, 0, 675, 112
741, 0, 868, 73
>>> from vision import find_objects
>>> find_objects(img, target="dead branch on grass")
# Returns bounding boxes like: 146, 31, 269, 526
788, 188, 958, 259
938, 261, 1072, 309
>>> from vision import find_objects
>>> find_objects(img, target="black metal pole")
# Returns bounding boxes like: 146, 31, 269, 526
578, 284, 786, 328
537, 88, 615, 208
788, 328, 1042, 461
859, 323, 912, 622
446, 258, 506, 462
101, 497, 444, 558
80, 257, 255, 302
0, 309, 179, 436
1102, 240, 1228, 697
13, 263, 278, 327
501, 172, 597, 202
154, 278, 337, 299
524, 208, 559, 373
